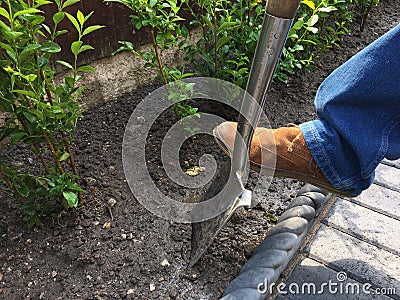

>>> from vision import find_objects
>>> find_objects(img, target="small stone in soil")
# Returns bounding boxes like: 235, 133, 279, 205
103, 222, 111, 229
168, 286, 178, 298
160, 258, 170, 267
127, 288, 135, 295
149, 283, 156, 292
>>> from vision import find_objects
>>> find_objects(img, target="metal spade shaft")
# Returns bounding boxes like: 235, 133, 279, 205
190, 0, 301, 267
233, 1, 300, 177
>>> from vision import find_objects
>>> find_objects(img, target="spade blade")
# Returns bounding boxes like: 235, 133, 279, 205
189, 160, 251, 267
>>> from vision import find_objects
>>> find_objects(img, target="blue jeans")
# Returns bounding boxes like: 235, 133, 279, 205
300, 24, 400, 196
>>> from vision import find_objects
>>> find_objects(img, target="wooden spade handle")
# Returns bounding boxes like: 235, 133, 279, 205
266, 0, 301, 19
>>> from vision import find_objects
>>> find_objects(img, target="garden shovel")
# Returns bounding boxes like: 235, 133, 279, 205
189, 0, 301, 267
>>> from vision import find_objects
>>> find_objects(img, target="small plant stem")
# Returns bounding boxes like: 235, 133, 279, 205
42, 129, 64, 174
213, 0, 218, 72
12, 104, 50, 173
23, 96, 65, 174
40, 71, 83, 204
241, 0, 245, 54
150, 29, 168, 85
60, 130, 83, 204
150, 28, 181, 119
360, 0, 374, 31
0, 164, 25, 204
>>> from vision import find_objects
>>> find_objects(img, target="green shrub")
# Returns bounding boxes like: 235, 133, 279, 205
0, 0, 103, 227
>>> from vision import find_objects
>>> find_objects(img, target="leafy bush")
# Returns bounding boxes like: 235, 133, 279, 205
105, 0, 200, 130
0, 0, 103, 227
184, 0, 365, 84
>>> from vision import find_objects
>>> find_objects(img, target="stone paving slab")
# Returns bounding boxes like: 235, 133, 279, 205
348, 184, 400, 220
322, 198, 400, 255
305, 224, 400, 297
375, 163, 400, 192
283, 258, 394, 299
269, 162, 400, 300
383, 159, 400, 168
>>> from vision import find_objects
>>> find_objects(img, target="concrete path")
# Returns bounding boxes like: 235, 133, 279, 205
273, 159, 400, 300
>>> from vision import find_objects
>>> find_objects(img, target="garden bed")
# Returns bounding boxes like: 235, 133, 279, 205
1, 1, 399, 299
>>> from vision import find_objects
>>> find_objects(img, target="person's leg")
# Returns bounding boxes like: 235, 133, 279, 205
300, 24, 400, 196
213, 24, 400, 197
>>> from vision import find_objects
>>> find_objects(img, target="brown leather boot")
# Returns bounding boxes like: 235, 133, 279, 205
213, 121, 355, 197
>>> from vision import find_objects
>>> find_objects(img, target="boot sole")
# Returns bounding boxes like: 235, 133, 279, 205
213, 129, 355, 198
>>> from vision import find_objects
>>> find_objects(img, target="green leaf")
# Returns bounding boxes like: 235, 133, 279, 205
22, 111, 37, 123
181, 25, 189, 38
53, 11, 65, 25
77, 10, 85, 26
63, 191, 78, 207
78, 44, 94, 54
11, 131, 26, 144
57, 60, 73, 69
36, 0, 52, 7
19, 186, 30, 198
82, 25, 105, 36
302, 0, 315, 10
55, 29, 68, 37
77, 65, 96, 72
0, 127, 16, 142
0, 7, 10, 20
71, 40, 83, 56
49, 185, 62, 194
318, 6, 337, 13
267, 214, 277, 223
306, 26, 318, 34
65, 75, 75, 88
40, 41, 61, 53
83, 11, 94, 23
12, 89, 37, 98
14, 8, 42, 19
215, 36, 231, 50
0, 42, 16, 55
291, 19, 304, 31
65, 12, 80, 33
39, 56, 49, 68
25, 74, 37, 82
201, 15, 213, 30
218, 21, 238, 34
307, 14, 319, 27
149, 0, 157, 7
59, 152, 70, 161
41, 23, 52, 35
62, 0, 80, 9
20, 43, 41, 57
27, 15, 45, 26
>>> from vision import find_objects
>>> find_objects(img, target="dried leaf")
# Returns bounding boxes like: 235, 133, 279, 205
103, 222, 111, 229
185, 166, 205, 176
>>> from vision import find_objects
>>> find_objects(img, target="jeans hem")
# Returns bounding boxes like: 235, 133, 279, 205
300, 121, 371, 196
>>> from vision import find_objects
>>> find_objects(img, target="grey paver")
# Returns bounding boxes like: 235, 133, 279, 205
323, 198, 400, 254
306, 225, 400, 296
283, 258, 395, 299
383, 159, 400, 168
349, 184, 400, 220
375, 163, 400, 192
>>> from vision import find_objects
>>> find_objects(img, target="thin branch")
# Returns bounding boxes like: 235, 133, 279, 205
0, 164, 25, 204
12, 104, 50, 173
40, 70, 83, 204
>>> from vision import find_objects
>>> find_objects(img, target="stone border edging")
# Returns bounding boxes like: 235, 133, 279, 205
220, 184, 333, 300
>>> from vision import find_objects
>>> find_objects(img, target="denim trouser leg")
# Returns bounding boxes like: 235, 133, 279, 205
300, 24, 400, 196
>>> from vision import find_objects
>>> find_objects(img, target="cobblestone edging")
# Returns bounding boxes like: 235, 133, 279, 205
220, 184, 333, 300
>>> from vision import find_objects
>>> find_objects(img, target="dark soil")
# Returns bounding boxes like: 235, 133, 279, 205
1, 1, 399, 299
